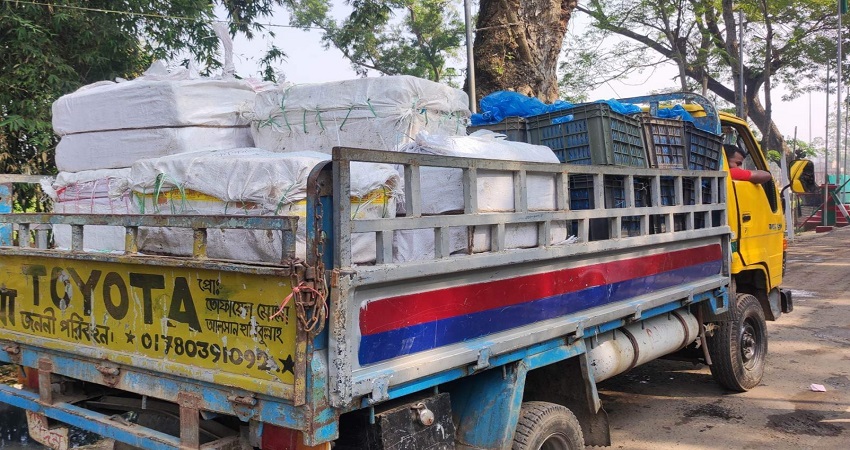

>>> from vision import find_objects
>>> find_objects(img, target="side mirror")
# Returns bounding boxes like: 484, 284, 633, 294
788, 159, 818, 194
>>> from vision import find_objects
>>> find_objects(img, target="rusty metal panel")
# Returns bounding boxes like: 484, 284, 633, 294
0, 255, 299, 399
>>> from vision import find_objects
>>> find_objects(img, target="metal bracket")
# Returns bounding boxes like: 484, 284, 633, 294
472, 347, 491, 371
3, 343, 21, 363
628, 306, 643, 323
226, 393, 257, 422
95, 363, 121, 386
368, 375, 391, 405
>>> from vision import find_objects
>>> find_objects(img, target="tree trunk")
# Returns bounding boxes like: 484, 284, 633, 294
747, 95, 789, 157
471, 0, 577, 103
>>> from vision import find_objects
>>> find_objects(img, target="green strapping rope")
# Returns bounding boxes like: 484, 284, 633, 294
302, 110, 308, 133
366, 98, 378, 117
274, 185, 297, 215
339, 105, 355, 130
280, 88, 293, 132
315, 110, 325, 131
152, 173, 188, 214
283, 110, 292, 132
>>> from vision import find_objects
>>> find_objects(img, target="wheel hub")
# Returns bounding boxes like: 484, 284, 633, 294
740, 319, 763, 370
540, 432, 574, 450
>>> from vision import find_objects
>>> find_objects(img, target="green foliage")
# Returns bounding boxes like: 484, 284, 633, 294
287, 0, 465, 83
785, 138, 821, 159
574, 0, 847, 101
1, 1, 287, 209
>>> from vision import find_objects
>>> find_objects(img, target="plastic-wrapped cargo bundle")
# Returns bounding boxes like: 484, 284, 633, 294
52, 63, 258, 172
250, 75, 470, 154
129, 148, 402, 264
43, 169, 133, 251
55, 127, 253, 172
394, 131, 571, 262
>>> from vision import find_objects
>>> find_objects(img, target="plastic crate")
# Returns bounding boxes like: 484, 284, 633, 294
622, 216, 642, 237
569, 175, 594, 210
467, 116, 527, 142
686, 123, 723, 170
568, 175, 628, 210
633, 177, 652, 207
641, 115, 686, 169
660, 177, 676, 206
527, 103, 647, 166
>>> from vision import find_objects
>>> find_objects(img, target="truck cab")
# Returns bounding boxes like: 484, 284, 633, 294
721, 112, 788, 318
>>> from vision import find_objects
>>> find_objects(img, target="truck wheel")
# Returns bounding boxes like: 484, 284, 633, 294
707, 293, 768, 391
512, 401, 584, 450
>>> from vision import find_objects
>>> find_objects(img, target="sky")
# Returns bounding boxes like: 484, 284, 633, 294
221, 4, 838, 147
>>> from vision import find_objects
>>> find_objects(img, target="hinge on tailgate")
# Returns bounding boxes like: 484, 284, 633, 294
227, 393, 258, 421
95, 363, 121, 386
3, 343, 21, 363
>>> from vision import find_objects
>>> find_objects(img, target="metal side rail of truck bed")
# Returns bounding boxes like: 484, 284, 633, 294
327, 148, 731, 412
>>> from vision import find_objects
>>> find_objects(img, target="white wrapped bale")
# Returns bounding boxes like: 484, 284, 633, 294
55, 127, 253, 172
394, 131, 571, 262
51, 63, 260, 172
46, 169, 133, 252
52, 78, 256, 135
250, 75, 470, 153
129, 149, 402, 264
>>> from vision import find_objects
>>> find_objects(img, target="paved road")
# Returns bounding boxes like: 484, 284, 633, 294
599, 227, 850, 449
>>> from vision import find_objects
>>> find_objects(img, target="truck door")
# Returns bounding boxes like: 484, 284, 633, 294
724, 123, 785, 289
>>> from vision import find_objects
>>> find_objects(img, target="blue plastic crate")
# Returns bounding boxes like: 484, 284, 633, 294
569, 175, 593, 210
686, 123, 723, 170
660, 177, 676, 206
467, 116, 527, 142
527, 103, 647, 167
568, 175, 629, 209
642, 115, 686, 168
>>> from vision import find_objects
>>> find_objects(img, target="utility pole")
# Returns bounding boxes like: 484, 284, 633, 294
464, 0, 477, 113
737, 9, 745, 117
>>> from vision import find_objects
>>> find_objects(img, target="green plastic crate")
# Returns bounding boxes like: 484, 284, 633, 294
641, 114, 686, 169
526, 103, 647, 167
467, 116, 527, 143
686, 123, 723, 170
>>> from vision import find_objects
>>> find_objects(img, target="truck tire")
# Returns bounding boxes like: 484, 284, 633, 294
707, 293, 768, 391
512, 401, 584, 450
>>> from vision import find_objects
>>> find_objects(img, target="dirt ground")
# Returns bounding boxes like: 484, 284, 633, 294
597, 226, 850, 449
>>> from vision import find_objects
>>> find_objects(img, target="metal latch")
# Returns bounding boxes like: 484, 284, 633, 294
368, 375, 391, 405
473, 347, 491, 371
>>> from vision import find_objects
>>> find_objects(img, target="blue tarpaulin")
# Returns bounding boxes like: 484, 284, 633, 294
594, 99, 642, 115
471, 92, 697, 126
657, 104, 696, 123
470, 91, 574, 126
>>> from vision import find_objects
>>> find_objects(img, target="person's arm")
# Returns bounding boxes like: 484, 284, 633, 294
730, 167, 772, 184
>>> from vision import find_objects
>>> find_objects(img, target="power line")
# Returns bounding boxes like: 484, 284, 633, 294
2, 0, 322, 29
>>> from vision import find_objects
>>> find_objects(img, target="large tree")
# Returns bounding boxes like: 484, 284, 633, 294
573, 0, 847, 155
0, 0, 287, 209
472, 0, 579, 103
287, 0, 465, 83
